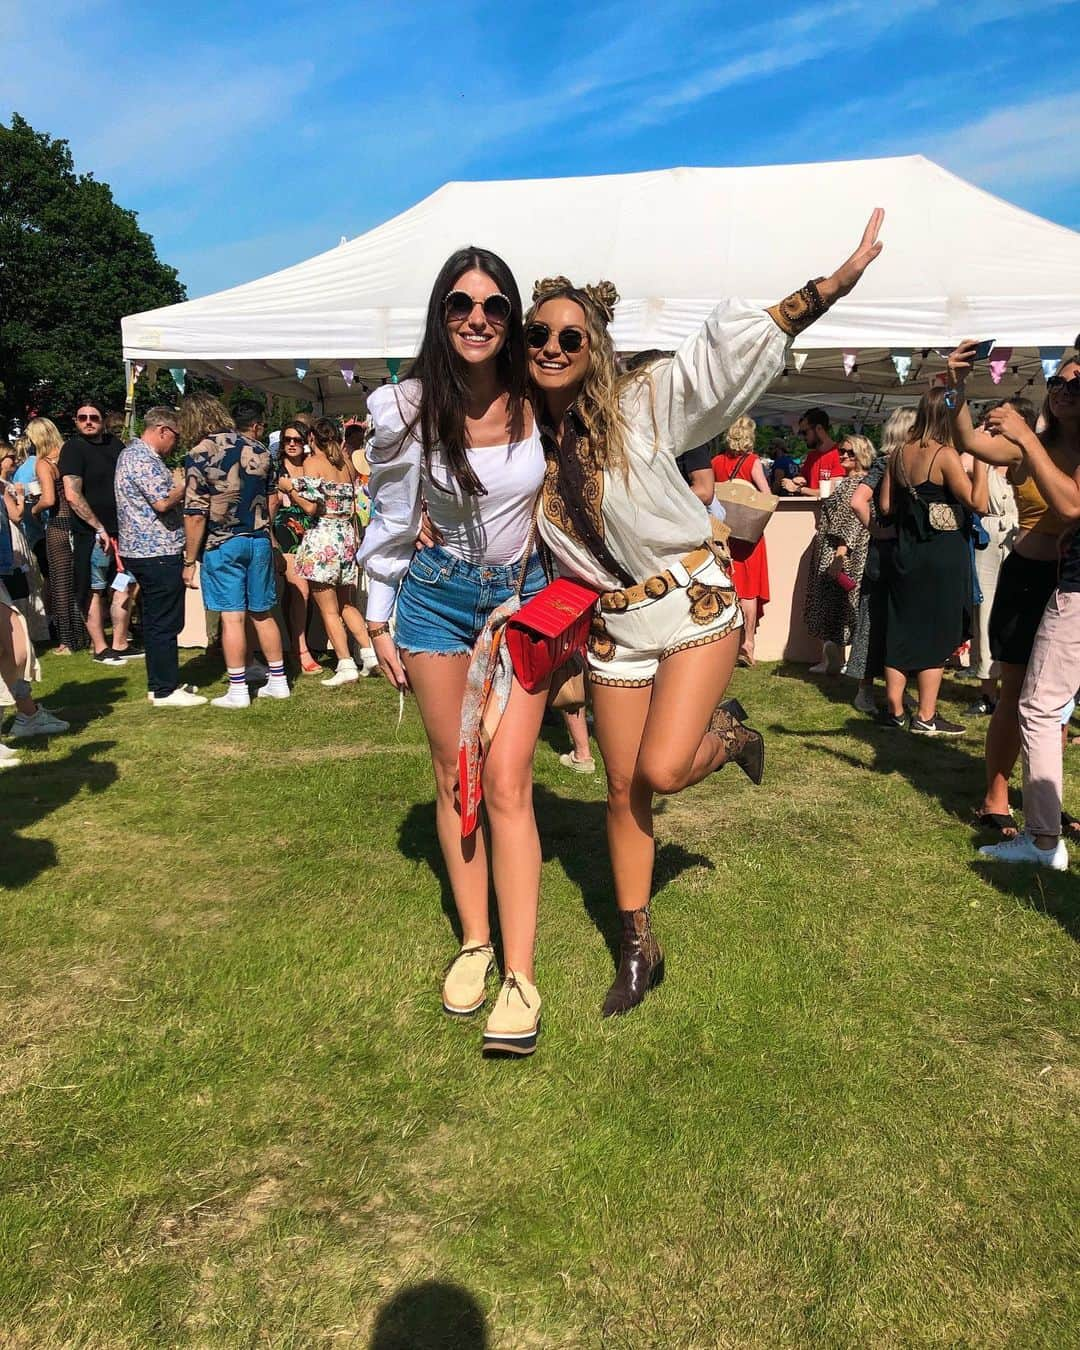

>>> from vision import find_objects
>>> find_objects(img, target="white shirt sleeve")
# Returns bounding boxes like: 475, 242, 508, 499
357, 383, 423, 623
641, 300, 790, 457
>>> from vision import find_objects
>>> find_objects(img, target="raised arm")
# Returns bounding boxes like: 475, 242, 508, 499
986, 404, 1080, 524
945, 342, 1022, 467
646, 210, 885, 455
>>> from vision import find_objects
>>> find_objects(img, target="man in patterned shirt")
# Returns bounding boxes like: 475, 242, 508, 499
115, 407, 207, 708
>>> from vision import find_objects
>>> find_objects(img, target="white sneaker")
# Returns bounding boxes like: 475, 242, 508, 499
10, 705, 71, 738
978, 832, 1068, 871
211, 688, 251, 709
322, 660, 359, 688
0, 742, 21, 768
147, 683, 200, 703
151, 688, 208, 708
256, 675, 291, 700
853, 686, 877, 714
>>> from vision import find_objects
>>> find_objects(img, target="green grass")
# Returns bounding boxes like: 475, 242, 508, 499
2, 652, 1079, 1348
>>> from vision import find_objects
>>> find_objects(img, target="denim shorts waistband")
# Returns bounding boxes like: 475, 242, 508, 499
422, 545, 541, 587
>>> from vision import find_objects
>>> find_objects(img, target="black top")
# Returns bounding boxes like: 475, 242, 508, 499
1060, 528, 1080, 593
675, 443, 713, 484
58, 433, 125, 536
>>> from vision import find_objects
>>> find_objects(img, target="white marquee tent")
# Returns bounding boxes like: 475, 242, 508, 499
122, 156, 1080, 416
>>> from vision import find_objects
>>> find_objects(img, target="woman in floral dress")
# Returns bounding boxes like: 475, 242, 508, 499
273, 420, 320, 673
278, 418, 371, 687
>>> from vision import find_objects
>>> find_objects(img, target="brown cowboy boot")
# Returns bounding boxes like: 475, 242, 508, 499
602, 905, 664, 1018
709, 704, 765, 785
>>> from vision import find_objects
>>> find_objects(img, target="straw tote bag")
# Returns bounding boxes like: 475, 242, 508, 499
713, 454, 777, 545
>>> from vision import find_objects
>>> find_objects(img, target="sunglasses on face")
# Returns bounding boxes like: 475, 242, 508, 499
525, 323, 587, 355
76, 413, 102, 423
443, 290, 512, 325
282, 434, 305, 445
1048, 374, 1080, 395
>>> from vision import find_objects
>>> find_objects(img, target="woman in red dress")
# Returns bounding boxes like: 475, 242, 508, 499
711, 415, 771, 665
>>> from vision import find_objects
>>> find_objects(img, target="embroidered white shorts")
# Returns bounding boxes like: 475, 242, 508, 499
587, 555, 743, 688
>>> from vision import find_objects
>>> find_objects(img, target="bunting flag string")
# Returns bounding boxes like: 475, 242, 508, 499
793, 351, 808, 373
169, 367, 186, 395
988, 347, 1013, 385
295, 362, 309, 381
1039, 346, 1065, 381
842, 351, 857, 377
890, 350, 912, 383
341, 363, 355, 387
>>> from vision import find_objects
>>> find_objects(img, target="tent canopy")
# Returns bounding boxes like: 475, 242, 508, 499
123, 156, 1080, 411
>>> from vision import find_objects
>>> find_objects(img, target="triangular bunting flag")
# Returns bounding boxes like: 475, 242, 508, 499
169, 367, 186, 395
386, 358, 401, 384
843, 351, 857, 377
890, 350, 912, 383
1039, 347, 1065, 381
341, 363, 355, 387
793, 351, 808, 373
295, 362, 309, 381
988, 347, 1013, 385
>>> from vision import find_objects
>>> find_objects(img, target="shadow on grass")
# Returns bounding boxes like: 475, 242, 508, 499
969, 859, 1080, 942
0, 740, 118, 888
772, 661, 981, 710
370, 1279, 487, 1348
36, 674, 126, 726
397, 784, 710, 969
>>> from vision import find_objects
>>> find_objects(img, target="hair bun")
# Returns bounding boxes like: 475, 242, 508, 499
584, 281, 619, 324
532, 276, 572, 303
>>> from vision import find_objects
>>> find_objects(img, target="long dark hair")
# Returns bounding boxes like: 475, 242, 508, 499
909, 387, 953, 447
406, 246, 527, 497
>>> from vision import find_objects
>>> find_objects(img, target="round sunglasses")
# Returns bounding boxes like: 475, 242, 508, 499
525, 323, 587, 355
443, 290, 512, 325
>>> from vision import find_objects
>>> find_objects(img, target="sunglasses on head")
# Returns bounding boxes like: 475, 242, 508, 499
525, 323, 587, 355
1048, 373, 1080, 394
443, 290, 512, 325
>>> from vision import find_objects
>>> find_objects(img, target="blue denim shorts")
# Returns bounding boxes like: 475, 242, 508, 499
200, 534, 276, 613
90, 540, 115, 592
394, 545, 546, 655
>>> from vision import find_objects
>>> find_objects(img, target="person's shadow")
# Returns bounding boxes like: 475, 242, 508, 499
0, 740, 118, 888
369, 1280, 487, 1349
397, 783, 713, 968
29, 674, 127, 728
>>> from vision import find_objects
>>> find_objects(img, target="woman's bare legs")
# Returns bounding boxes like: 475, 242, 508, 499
404, 652, 491, 947
562, 707, 592, 761
337, 585, 370, 648
884, 666, 909, 717
982, 662, 1025, 819
592, 630, 740, 912
480, 677, 550, 978
914, 667, 944, 722
282, 556, 314, 662
739, 597, 758, 663
310, 584, 350, 661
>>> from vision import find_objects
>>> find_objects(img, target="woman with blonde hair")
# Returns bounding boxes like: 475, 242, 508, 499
525, 210, 884, 1018
30, 417, 87, 652
280, 417, 372, 686
710, 413, 771, 665
802, 433, 876, 673
847, 407, 916, 711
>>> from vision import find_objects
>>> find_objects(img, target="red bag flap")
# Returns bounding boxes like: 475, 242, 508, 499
508, 578, 598, 638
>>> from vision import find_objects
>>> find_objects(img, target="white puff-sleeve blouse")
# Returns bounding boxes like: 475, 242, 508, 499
536, 300, 790, 591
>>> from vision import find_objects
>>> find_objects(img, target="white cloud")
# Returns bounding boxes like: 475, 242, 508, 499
918, 89, 1080, 191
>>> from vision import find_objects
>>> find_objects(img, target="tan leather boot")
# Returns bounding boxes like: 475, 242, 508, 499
709, 704, 765, 785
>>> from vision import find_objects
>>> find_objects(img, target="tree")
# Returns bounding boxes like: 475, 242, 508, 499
0, 113, 185, 436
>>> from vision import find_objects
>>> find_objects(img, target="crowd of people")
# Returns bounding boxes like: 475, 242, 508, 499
3, 216, 1079, 1053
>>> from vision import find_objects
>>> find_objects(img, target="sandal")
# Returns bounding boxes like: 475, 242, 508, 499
299, 655, 322, 674
972, 809, 1019, 837
1060, 811, 1080, 844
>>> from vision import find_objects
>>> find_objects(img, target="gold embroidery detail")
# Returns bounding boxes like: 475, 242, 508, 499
686, 580, 737, 626
587, 614, 617, 663
767, 278, 828, 337
541, 438, 605, 546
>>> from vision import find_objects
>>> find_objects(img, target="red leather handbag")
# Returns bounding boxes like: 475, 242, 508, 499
505, 578, 599, 691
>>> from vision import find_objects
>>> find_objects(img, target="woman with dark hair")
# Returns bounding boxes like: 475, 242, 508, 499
281, 417, 370, 687
360, 246, 549, 1054
272, 419, 319, 674
947, 344, 1080, 842
879, 387, 989, 734
524, 211, 884, 1018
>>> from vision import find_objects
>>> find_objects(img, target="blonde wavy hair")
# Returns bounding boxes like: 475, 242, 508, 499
879, 406, 917, 460
526, 276, 627, 472
840, 433, 876, 472
725, 415, 757, 456
179, 392, 235, 449
25, 418, 64, 461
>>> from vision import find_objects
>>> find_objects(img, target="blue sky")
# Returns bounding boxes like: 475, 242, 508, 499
3, 0, 1078, 299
